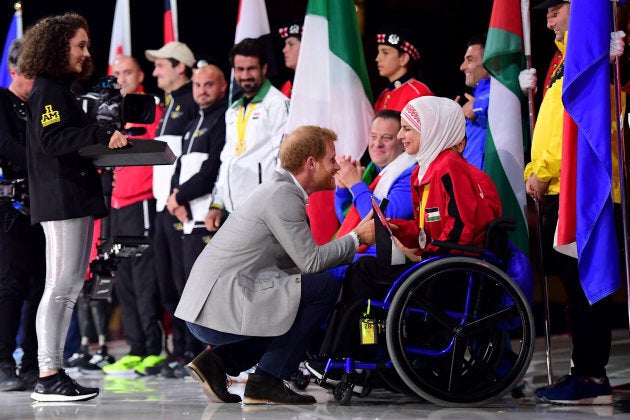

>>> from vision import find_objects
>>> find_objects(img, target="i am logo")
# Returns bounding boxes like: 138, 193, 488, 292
41, 105, 60, 127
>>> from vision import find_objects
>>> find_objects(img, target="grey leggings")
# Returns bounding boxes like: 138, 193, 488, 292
37, 216, 93, 372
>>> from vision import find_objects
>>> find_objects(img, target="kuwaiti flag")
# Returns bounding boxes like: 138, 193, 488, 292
230, 0, 276, 103
557, 0, 619, 304
164, 0, 178, 43
286, 0, 374, 244
483, 0, 529, 254
0, 5, 22, 88
107, 0, 131, 75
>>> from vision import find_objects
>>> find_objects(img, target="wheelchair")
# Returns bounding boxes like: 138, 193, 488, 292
310, 217, 535, 407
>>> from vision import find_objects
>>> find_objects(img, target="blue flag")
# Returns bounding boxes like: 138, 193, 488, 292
0, 9, 22, 88
562, 0, 620, 304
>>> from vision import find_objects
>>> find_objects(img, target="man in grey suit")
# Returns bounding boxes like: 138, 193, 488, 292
175, 126, 374, 404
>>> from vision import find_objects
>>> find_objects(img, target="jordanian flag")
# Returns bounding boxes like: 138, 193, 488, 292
483, 0, 529, 254
287, 0, 374, 244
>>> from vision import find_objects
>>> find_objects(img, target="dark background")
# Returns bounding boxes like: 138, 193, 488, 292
0, 0, 555, 104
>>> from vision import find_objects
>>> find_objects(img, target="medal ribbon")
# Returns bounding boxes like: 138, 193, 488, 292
235, 103, 257, 156
419, 184, 430, 230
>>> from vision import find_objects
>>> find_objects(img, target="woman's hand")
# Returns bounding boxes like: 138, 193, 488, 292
107, 130, 128, 149
392, 236, 421, 262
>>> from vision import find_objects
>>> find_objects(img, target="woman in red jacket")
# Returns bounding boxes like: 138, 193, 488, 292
343, 96, 501, 302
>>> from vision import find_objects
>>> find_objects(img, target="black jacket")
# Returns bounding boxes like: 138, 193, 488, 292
26, 75, 113, 224
171, 98, 227, 205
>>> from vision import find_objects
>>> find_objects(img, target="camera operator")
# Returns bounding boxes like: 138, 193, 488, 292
0, 39, 45, 392
98, 55, 167, 376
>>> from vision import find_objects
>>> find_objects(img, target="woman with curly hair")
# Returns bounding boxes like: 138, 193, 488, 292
20, 12, 128, 402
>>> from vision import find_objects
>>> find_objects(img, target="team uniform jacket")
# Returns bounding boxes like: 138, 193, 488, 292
0, 88, 28, 179
171, 98, 228, 207
212, 80, 289, 213
374, 73, 433, 112
393, 150, 501, 257
26, 75, 112, 224
462, 77, 489, 170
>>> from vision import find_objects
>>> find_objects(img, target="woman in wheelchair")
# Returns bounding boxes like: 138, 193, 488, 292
344, 96, 502, 303
308, 96, 535, 407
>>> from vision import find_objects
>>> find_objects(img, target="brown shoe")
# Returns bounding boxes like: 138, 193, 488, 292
186, 349, 241, 403
243, 373, 316, 405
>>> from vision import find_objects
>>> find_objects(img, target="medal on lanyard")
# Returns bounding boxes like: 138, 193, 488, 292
418, 185, 430, 249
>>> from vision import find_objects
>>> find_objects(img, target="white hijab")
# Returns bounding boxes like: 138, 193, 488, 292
400, 96, 466, 182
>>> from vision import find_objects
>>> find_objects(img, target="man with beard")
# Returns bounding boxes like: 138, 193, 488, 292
205, 38, 289, 231
176, 126, 375, 404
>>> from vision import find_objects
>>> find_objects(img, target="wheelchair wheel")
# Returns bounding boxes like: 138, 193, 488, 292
385, 256, 535, 407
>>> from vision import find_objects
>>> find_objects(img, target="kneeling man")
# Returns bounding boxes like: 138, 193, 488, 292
175, 126, 374, 404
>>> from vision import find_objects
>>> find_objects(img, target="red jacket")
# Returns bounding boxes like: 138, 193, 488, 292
392, 150, 501, 257
374, 77, 433, 112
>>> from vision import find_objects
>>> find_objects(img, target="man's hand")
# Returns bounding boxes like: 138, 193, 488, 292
353, 210, 375, 245
526, 173, 549, 202
518, 68, 537, 93
166, 189, 180, 215
205, 208, 223, 232
167, 189, 189, 222
460, 93, 476, 121
335, 155, 362, 189
610, 30, 626, 62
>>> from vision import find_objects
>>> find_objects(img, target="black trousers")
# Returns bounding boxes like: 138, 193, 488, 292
111, 200, 162, 356
541, 195, 613, 378
153, 210, 203, 356
0, 208, 45, 370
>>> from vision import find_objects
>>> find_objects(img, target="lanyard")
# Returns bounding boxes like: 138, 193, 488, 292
419, 184, 430, 230
235, 103, 257, 156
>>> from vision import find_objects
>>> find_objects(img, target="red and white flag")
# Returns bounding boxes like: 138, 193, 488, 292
164, 0, 178, 43
107, 0, 131, 74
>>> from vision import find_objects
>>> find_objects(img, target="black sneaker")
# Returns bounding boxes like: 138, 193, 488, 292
31, 370, 99, 402
18, 367, 39, 390
243, 373, 316, 405
81, 346, 115, 374
0, 365, 27, 392
63, 348, 91, 371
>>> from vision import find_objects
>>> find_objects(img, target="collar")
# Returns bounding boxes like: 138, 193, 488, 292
277, 168, 308, 202
473, 77, 490, 93
385, 72, 413, 91
200, 97, 228, 116
170, 81, 192, 98
231, 79, 272, 109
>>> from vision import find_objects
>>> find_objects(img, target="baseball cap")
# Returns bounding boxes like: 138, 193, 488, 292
145, 41, 196, 68
533, 0, 570, 10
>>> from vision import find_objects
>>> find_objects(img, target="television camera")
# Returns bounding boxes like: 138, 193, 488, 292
82, 76, 159, 300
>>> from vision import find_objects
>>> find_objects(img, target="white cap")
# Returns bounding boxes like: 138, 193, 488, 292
145, 41, 196, 68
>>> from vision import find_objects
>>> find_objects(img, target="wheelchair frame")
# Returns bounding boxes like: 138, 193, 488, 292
314, 218, 536, 407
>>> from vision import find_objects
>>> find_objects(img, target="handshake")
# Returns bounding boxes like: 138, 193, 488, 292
518, 30, 626, 93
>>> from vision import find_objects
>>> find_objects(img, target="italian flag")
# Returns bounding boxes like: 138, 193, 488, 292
286, 0, 374, 244
483, 0, 529, 254
286, 0, 374, 158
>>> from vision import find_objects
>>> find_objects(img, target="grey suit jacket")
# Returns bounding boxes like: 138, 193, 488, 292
175, 169, 356, 336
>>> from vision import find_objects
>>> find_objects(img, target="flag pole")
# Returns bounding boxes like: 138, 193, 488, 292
522, 0, 553, 386
610, 0, 630, 335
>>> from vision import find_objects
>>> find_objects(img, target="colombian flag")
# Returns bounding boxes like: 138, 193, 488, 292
558, 0, 620, 304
